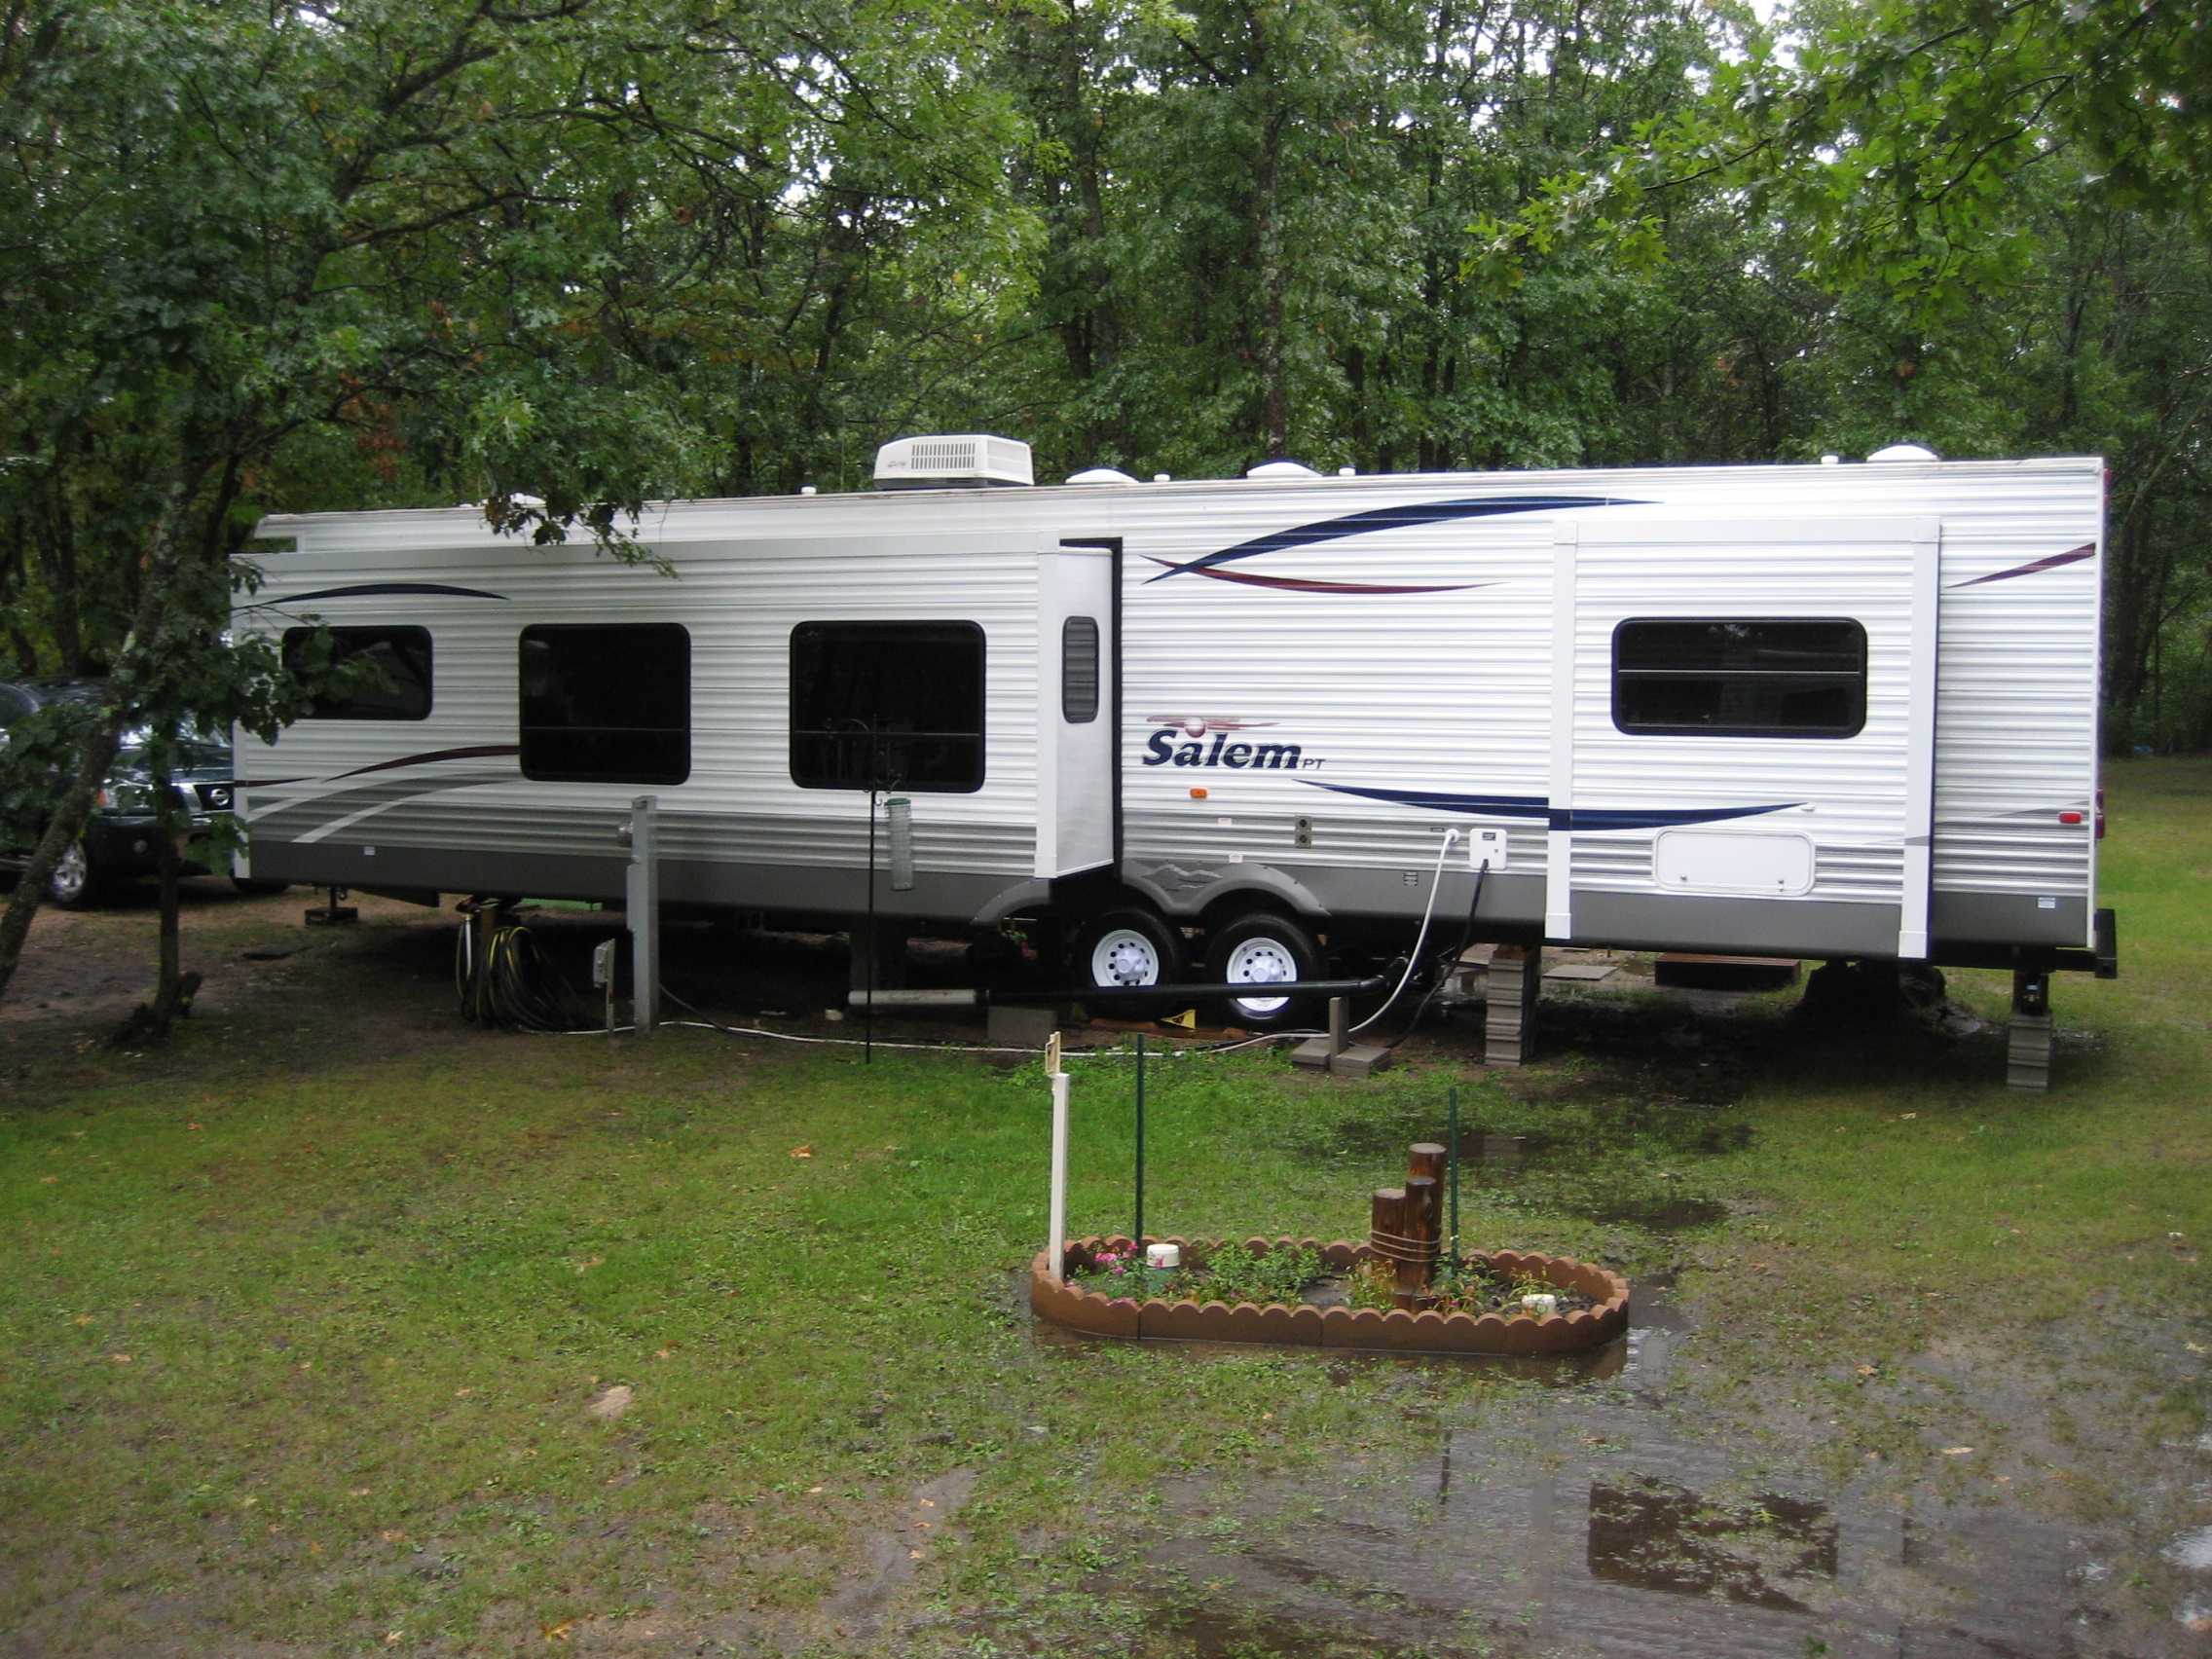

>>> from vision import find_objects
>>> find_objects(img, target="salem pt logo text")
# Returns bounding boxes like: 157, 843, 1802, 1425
1141, 725, 1320, 770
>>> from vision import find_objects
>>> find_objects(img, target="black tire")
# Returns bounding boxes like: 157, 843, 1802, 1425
232, 877, 290, 897
47, 841, 112, 909
1207, 910, 1324, 1031
1071, 905, 1185, 1014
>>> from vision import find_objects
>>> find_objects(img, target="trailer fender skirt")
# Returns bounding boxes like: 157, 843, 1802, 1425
972, 878, 1052, 926
1122, 862, 1329, 922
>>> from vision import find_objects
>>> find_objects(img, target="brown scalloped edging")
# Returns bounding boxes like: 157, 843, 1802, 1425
1030, 1235, 1629, 1354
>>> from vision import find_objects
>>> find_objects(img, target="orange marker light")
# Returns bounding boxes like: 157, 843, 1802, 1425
1190, 787, 1208, 799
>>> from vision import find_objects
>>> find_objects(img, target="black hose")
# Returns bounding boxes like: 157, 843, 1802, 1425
455, 917, 598, 1032
1385, 861, 1491, 1051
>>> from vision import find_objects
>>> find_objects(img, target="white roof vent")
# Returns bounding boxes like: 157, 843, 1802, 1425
1066, 466, 1138, 485
1244, 459, 1322, 479
1867, 443, 1939, 462
873, 433, 1033, 489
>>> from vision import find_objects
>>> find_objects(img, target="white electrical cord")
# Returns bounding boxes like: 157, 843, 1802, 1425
526, 983, 1325, 1058
1349, 828, 1460, 1036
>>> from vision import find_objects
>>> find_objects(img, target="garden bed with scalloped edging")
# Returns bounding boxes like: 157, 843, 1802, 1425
1030, 1235, 1629, 1354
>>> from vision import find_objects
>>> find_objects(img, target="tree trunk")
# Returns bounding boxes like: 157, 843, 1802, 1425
0, 475, 198, 1006
148, 758, 186, 1033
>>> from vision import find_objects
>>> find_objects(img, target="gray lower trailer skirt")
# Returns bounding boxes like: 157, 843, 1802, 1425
250, 839, 2099, 963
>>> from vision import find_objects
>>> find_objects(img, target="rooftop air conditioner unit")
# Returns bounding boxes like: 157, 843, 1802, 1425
873, 434, 1034, 490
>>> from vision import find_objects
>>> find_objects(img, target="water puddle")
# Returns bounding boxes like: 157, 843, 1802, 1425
1089, 1280, 2153, 1659
1585, 1477, 1837, 1613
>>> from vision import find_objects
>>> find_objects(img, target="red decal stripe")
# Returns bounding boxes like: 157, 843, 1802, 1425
1145, 557, 1492, 595
330, 745, 521, 781
1948, 544, 2095, 589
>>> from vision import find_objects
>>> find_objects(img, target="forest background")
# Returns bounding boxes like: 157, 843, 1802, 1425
0, 0, 2204, 835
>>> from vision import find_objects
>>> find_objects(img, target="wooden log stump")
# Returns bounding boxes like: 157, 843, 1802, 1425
1404, 1173, 1440, 1303
1370, 1187, 1409, 1309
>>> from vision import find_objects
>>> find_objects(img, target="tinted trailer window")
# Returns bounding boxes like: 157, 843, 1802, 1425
1612, 618, 1866, 738
519, 624, 690, 785
790, 621, 984, 792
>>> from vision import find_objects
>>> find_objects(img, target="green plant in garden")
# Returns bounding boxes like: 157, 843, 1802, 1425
1193, 1241, 1324, 1308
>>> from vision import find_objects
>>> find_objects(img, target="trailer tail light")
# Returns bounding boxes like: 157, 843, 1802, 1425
2059, 811, 2083, 825
2096, 789, 2106, 839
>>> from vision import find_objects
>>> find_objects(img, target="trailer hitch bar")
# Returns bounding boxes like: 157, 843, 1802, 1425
847, 977, 1387, 1010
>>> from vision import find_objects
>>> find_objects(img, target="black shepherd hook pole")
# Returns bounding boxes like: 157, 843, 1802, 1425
865, 779, 878, 1066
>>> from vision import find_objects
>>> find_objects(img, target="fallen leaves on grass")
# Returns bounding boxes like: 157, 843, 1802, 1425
71, 1314, 92, 1325
381, 1530, 409, 1543
540, 1621, 571, 1641
108, 1353, 131, 1364
789, 1145, 814, 1160
1854, 1363, 1878, 1379
1940, 1447, 1975, 1456
573, 1256, 605, 1275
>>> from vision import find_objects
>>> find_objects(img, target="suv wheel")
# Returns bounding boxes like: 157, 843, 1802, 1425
48, 841, 111, 909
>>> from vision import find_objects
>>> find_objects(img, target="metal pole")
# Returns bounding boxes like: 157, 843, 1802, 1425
1447, 1085, 1459, 1275
1046, 1034, 1069, 1283
1133, 1032, 1147, 1244
865, 787, 878, 1065
626, 795, 659, 1035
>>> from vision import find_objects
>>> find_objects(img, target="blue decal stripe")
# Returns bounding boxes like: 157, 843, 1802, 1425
1146, 496, 1644, 582
239, 582, 510, 608
1307, 782, 1549, 819
1560, 804, 1800, 830
1303, 780, 1798, 831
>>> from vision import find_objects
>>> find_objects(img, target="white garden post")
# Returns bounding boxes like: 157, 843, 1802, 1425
1045, 1033, 1069, 1283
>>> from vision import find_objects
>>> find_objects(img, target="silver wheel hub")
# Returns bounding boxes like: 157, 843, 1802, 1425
52, 844, 87, 899
1223, 936, 1298, 1014
1090, 929, 1161, 987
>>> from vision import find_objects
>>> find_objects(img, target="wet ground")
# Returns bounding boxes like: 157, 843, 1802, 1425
7, 886, 2210, 1657
1052, 1295, 2149, 1659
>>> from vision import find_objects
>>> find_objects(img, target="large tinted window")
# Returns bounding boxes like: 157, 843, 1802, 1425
1612, 619, 1866, 737
282, 626, 432, 720
519, 624, 690, 784
790, 621, 984, 792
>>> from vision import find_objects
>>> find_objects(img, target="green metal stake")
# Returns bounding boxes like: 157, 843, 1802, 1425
1133, 1033, 1147, 1245
1447, 1086, 1460, 1280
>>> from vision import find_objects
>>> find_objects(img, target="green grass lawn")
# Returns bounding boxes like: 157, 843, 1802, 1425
4, 756, 2209, 1656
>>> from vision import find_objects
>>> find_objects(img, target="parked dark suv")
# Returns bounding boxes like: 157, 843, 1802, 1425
0, 681, 281, 907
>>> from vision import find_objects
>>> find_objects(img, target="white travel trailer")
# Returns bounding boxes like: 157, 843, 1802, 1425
238, 439, 2115, 1084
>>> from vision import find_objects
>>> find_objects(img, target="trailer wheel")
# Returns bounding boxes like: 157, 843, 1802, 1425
1074, 906, 1183, 1009
1209, 911, 1323, 1031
